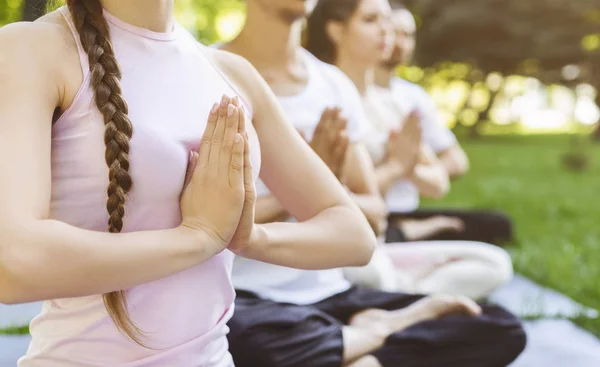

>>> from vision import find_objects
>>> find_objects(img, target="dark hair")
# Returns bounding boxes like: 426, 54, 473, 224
65, 0, 141, 345
305, 0, 362, 64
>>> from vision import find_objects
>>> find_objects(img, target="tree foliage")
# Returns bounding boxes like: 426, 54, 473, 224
414, 0, 600, 85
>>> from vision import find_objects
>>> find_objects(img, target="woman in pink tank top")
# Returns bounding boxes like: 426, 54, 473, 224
0, 0, 377, 365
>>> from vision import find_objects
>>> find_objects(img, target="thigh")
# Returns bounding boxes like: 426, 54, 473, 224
385, 240, 511, 267
373, 304, 527, 367
228, 293, 344, 367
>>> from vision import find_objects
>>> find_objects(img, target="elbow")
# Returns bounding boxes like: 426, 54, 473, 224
353, 239, 376, 267
368, 197, 389, 237
0, 250, 20, 305
0, 227, 40, 305
0, 287, 20, 305
443, 150, 470, 179
350, 213, 378, 267
449, 159, 470, 179
457, 158, 470, 177
428, 176, 450, 199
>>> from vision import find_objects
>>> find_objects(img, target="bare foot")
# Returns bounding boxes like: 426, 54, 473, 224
349, 309, 394, 339
348, 295, 481, 337
410, 294, 482, 319
398, 216, 465, 241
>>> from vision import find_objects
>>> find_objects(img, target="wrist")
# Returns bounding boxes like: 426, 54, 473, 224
405, 163, 421, 180
175, 225, 225, 259
236, 224, 268, 257
385, 160, 407, 179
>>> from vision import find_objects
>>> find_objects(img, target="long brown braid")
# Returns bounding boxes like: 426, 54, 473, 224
66, 0, 144, 345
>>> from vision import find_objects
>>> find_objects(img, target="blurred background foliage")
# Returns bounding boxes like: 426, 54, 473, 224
2, 0, 598, 138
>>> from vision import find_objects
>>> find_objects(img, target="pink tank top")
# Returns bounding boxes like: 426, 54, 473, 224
19, 7, 261, 367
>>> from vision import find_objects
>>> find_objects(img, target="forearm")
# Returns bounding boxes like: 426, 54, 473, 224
255, 194, 290, 224
0, 220, 217, 304
375, 161, 404, 196
242, 206, 375, 269
440, 148, 470, 179
348, 192, 388, 237
409, 162, 450, 199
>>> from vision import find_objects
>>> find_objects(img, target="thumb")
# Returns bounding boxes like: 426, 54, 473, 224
183, 151, 199, 190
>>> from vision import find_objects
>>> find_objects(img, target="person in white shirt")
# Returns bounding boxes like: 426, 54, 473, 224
218, 1, 526, 367
306, 0, 517, 299
374, 0, 514, 245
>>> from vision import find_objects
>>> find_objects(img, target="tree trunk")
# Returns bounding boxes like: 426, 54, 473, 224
21, 0, 48, 21
468, 83, 503, 139
593, 86, 600, 142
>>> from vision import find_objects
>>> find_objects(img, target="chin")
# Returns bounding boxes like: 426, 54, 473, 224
280, 4, 313, 23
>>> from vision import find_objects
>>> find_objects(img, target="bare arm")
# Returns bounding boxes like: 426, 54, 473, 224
214, 51, 376, 269
343, 144, 387, 236
255, 194, 289, 224
409, 145, 450, 199
438, 144, 469, 179
0, 23, 222, 304
375, 161, 405, 197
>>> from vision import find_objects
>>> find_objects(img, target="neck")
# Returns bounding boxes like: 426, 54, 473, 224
374, 64, 397, 88
336, 56, 373, 96
101, 0, 174, 33
227, 3, 303, 73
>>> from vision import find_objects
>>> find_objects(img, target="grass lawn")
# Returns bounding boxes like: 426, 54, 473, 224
2, 134, 599, 338
422, 134, 600, 336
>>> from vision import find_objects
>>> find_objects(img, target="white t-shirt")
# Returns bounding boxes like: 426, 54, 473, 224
232, 49, 370, 305
361, 78, 456, 213
391, 78, 456, 153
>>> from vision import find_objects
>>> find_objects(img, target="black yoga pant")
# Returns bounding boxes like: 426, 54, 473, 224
227, 287, 526, 367
387, 208, 514, 246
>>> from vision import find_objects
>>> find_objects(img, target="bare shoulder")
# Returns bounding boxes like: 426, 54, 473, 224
0, 10, 82, 110
1, 12, 73, 66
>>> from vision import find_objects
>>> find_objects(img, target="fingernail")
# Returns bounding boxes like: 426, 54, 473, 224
228, 104, 235, 117
235, 134, 241, 143
221, 94, 228, 106
189, 151, 193, 161
233, 95, 239, 105
211, 102, 219, 114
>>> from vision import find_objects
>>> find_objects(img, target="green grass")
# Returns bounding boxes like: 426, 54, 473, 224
0, 325, 29, 336
1, 135, 599, 337
422, 134, 600, 336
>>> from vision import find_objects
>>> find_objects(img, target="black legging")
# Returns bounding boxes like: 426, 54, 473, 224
386, 208, 514, 246
228, 287, 527, 367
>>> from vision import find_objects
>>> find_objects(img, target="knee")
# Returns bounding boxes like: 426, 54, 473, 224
481, 305, 527, 362
344, 247, 398, 292
228, 323, 344, 367
489, 246, 514, 288
468, 242, 514, 291
496, 312, 528, 364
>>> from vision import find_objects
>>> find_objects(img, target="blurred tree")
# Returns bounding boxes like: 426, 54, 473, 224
1, 0, 244, 42
176, 0, 243, 44
0, 0, 23, 25
412, 0, 600, 136
22, 0, 47, 20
